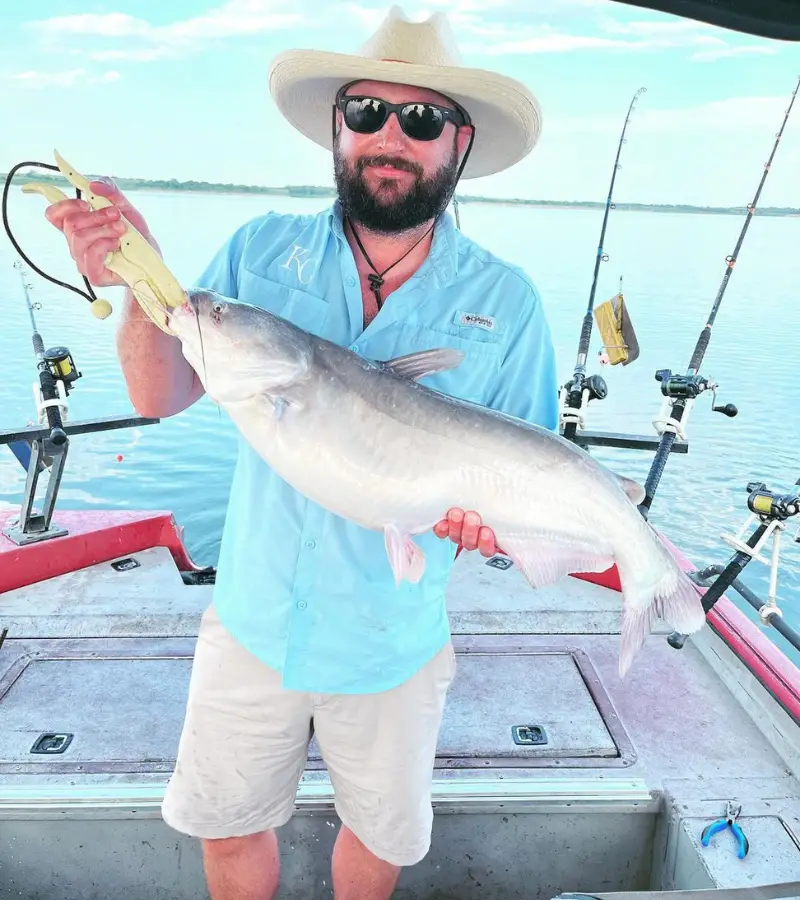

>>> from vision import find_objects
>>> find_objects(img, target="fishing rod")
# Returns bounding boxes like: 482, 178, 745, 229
668, 475, 800, 656
12, 259, 81, 448
561, 86, 646, 441
639, 74, 800, 520
2, 258, 158, 548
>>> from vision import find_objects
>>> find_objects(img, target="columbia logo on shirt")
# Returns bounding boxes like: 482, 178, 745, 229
459, 312, 496, 332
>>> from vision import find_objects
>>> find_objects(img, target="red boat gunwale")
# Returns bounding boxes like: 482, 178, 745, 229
1, 508, 798, 723
0, 509, 200, 595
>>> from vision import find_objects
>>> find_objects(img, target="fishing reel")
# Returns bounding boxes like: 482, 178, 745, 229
746, 480, 800, 523
652, 369, 737, 443
582, 374, 608, 402
654, 369, 737, 416
560, 373, 608, 437
42, 346, 81, 395
33, 345, 82, 443
563, 372, 608, 404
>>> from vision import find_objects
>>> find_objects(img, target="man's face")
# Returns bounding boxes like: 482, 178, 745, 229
333, 79, 473, 234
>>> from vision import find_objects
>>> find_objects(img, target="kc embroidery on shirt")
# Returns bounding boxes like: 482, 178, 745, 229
281, 243, 317, 285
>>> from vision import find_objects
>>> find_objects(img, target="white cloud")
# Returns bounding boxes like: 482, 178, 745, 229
163, 3, 301, 40
600, 18, 720, 37
691, 45, 779, 62
466, 14, 777, 56
467, 27, 776, 56
24, 0, 304, 63
474, 32, 638, 54
87, 46, 184, 63
339, 3, 387, 31
27, 12, 151, 37
11, 68, 120, 88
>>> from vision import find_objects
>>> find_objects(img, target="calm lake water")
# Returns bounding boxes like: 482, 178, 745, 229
1, 187, 798, 661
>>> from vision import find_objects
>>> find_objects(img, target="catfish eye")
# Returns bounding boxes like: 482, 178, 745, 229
210, 299, 225, 325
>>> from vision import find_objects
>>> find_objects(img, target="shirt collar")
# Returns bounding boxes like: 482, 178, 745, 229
326, 198, 458, 287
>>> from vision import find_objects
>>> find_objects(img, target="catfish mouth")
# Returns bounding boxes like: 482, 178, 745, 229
159, 294, 194, 343
165, 294, 218, 392
166, 292, 198, 330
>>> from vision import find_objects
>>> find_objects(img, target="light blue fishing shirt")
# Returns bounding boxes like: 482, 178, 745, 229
194, 199, 559, 694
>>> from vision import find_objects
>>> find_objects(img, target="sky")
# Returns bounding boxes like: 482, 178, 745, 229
1, 0, 799, 207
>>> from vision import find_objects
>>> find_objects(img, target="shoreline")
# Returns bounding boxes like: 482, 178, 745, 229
4, 172, 799, 217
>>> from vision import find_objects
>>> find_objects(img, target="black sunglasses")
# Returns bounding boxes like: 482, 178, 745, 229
336, 93, 469, 142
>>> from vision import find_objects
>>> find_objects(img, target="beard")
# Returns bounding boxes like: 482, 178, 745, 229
333, 137, 459, 234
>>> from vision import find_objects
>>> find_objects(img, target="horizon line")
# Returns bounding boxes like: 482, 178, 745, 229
4, 171, 799, 216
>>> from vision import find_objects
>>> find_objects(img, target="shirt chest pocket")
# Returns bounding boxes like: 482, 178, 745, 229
238, 268, 331, 337
397, 317, 503, 406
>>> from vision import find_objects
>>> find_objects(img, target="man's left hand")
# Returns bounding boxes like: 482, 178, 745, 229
433, 507, 500, 558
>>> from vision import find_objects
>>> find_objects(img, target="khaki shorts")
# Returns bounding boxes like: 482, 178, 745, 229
161, 605, 457, 867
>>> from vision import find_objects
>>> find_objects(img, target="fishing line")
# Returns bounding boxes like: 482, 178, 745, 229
190, 295, 211, 404
639, 74, 800, 519
2, 161, 105, 309
561, 87, 646, 442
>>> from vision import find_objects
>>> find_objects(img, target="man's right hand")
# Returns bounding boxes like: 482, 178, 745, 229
42, 177, 202, 418
44, 177, 161, 288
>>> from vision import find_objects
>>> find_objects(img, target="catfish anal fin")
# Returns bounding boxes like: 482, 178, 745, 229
501, 537, 615, 590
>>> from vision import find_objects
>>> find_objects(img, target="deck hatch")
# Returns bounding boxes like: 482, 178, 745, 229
0, 655, 192, 771
308, 639, 636, 769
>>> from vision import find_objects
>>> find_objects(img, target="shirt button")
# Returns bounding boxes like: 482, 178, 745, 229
350, 344, 358, 352
297, 600, 307, 610
305, 539, 315, 549
348, 276, 356, 286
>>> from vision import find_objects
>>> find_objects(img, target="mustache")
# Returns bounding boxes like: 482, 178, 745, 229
356, 155, 423, 176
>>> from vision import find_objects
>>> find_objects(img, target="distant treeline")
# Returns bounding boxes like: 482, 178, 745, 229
4, 170, 798, 217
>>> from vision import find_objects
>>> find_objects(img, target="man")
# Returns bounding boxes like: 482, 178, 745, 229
45, 7, 558, 898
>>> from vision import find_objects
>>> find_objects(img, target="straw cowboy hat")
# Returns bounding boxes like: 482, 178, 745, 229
268, 5, 542, 179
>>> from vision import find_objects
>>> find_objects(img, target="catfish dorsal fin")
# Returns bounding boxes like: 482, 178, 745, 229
383, 348, 464, 381
614, 471, 646, 505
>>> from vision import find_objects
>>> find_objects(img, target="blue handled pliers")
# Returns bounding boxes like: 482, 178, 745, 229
700, 801, 749, 859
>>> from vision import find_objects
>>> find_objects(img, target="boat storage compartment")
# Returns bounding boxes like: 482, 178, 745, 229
309, 635, 636, 769
0, 636, 195, 776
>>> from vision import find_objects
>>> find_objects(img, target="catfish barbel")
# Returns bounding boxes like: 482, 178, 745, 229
165, 288, 707, 677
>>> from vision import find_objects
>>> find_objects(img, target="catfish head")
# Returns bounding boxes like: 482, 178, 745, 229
166, 288, 312, 403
